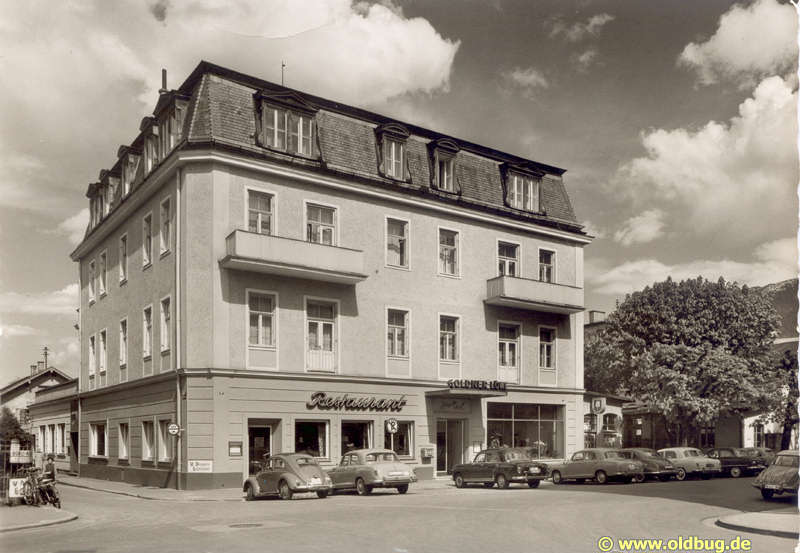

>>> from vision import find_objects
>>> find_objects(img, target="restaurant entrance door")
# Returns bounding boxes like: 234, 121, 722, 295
436, 419, 464, 475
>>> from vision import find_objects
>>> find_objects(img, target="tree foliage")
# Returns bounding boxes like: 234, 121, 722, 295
585, 277, 779, 444
0, 407, 31, 445
760, 347, 799, 450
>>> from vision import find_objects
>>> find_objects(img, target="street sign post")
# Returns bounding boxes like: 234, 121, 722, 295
167, 422, 181, 436
385, 418, 399, 434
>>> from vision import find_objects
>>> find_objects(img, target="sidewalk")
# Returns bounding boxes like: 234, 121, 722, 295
0, 504, 78, 533
57, 474, 456, 502
716, 507, 799, 539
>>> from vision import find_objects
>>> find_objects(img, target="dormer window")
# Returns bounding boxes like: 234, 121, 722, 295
144, 131, 159, 174
122, 153, 139, 197
376, 123, 410, 181
501, 163, 543, 213
158, 104, 186, 157
256, 91, 319, 158
429, 138, 459, 193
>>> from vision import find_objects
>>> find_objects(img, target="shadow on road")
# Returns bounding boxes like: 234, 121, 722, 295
539, 475, 798, 512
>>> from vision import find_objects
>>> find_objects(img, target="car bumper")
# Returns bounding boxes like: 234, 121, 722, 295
753, 483, 799, 494
644, 469, 678, 477
696, 468, 722, 474
510, 475, 546, 483
371, 475, 416, 487
292, 483, 333, 492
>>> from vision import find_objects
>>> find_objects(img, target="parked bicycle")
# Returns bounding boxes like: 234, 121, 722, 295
16, 466, 61, 508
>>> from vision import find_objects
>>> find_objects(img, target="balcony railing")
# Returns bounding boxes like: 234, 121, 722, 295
221, 230, 367, 284
485, 275, 584, 314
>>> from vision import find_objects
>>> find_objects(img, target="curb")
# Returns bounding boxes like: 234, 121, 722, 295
0, 511, 78, 533
58, 480, 161, 501
714, 518, 799, 540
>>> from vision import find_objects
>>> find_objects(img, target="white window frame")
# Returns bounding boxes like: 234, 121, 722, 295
386, 307, 410, 359
497, 320, 521, 384
141, 419, 155, 461
98, 250, 108, 297
246, 288, 279, 371
383, 137, 404, 179
437, 226, 461, 278
538, 248, 556, 284
538, 324, 558, 377
437, 313, 461, 377
157, 419, 172, 462
143, 304, 153, 361
37, 426, 44, 453
88, 260, 96, 303
159, 197, 172, 256
118, 421, 130, 460
508, 173, 539, 212
98, 328, 107, 387
119, 233, 128, 284
244, 186, 277, 236
160, 295, 171, 354
303, 200, 339, 247
385, 216, 410, 270
119, 318, 128, 374
57, 423, 65, 455
304, 296, 340, 374
497, 239, 521, 277
46, 424, 54, 454
90, 421, 108, 458
142, 212, 153, 268
435, 152, 455, 191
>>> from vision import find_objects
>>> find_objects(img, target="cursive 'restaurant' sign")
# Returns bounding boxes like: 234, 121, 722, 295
306, 392, 407, 411
447, 379, 507, 391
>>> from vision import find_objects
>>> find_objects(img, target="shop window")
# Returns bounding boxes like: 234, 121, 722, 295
341, 421, 372, 454
498, 242, 518, 277
295, 420, 328, 458
142, 421, 155, 461
119, 423, 129, 459
247, 190, 273, 235
487, 403, 564, 459
90, 422, 107, 457
384, 421, 413, 457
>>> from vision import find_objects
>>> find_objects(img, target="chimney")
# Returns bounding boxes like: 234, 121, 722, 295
37, 361, 45, 373
588, 310, 606, 324
30, 364, 37, 376
159, 68, 168, 95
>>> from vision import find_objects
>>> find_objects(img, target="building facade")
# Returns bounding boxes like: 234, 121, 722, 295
28, 379, 79, 474
71, 62, 590, 489
0, 364, 72, 443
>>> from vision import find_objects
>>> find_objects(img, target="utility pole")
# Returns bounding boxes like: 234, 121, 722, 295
42, 346, 49, 369
281, 61, 285, 86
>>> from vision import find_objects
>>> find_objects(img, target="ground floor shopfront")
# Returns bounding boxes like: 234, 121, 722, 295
72, 370, 583, 489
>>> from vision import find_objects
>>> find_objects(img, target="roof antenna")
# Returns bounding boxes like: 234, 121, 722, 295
281, 61, 285, 86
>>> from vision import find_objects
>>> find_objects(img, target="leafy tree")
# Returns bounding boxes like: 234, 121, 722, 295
0, 406, 31, 445
585, 276, 779, 445
760, 348, 798, 451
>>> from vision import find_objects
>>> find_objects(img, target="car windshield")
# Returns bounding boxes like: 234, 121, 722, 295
604, 451, 624, 459
502, 449, 530, 461
365, 452, 399, 463
685, 450, 702, 457
295, 457, 318, 466
774, 455, 800, 468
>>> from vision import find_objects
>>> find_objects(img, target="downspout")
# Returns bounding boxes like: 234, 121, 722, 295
77, 261, 83, 475
175, 166, 183, 489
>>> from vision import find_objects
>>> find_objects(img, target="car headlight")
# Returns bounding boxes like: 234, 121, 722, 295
629, 463, 637, 470
517, 466, 523, 474
295, 480, 302, 486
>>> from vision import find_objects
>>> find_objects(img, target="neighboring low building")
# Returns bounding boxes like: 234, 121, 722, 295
0, 364, 72, 444
583, 392, 627, 449
28, 379, 80, 474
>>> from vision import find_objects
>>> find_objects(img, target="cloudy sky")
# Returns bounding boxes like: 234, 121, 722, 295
0, 0, 797, 384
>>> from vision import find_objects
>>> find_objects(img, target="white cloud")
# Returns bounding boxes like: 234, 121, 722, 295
56, 208, 89, 246
51, 339, 80, 372
550, 13, 615, 42
615, 75, 797, 247
501, 67, 549, 98
573, 49, 598, 72
582, 220, 605, 239
0, 284, 79, 316
0, 324, 37, 338
589, 237, 798, 296
614, 209, 666, 246
678, 0, 797, 87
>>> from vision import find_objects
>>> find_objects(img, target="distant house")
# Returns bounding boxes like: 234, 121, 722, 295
0, 363, 73, 445
28, 378, 80, 473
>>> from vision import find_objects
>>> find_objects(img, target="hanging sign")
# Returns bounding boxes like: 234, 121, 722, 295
590, 398, 606, 415
385, 418, 399, 434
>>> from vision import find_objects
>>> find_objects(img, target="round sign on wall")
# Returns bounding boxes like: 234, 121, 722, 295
167, 423, 181, 436
385, 418, 399, 434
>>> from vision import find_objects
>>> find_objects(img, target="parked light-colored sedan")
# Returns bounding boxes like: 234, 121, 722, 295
657, 447, 721, 481
327, 449, 417, 495
550, 448, 644, 485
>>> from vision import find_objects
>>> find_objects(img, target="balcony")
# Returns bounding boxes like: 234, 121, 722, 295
221, 230, 367, 284
485, 275, 583, 314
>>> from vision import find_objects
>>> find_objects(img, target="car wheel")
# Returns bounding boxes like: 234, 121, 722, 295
495, 473, 510, 489
595, 470, 608, 484
316, 490, 328, 499
397, 484, 409, 494
675, 468, 687, 481
730, 467, 742, 478
761, 488, 775, 500
633, 473, 645, 484
483, 482, 494, 488
245, 484, 256, 501
356, 478, 372, 496
659, 475, 671, 482
278, 480, 293, 500
454, 474, 465, 488
551, 470, 563, 485
527, 479, 540, 488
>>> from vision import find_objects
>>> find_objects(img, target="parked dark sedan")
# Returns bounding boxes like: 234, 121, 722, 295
740, 447, 776, 467
619, 448, 677, 482
550, 448, 644, 485
451, 448, 548, 489
752, 450, 799, 500
705, 447, 766, 477
243, 453, 332, 500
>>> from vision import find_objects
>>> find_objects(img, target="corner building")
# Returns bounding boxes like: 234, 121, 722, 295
72, 62, 591, 489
